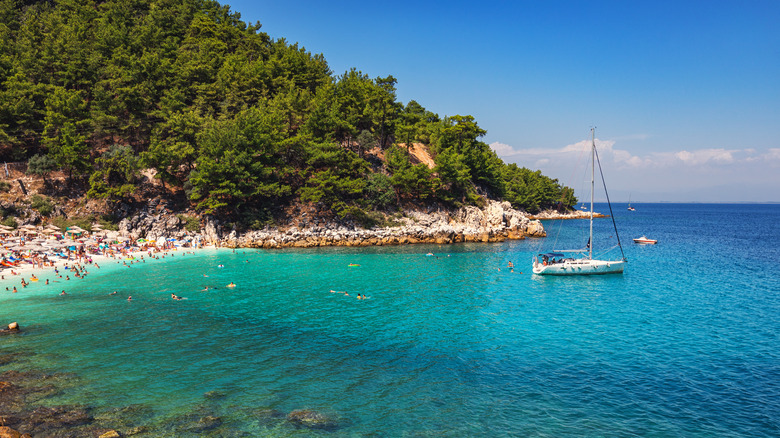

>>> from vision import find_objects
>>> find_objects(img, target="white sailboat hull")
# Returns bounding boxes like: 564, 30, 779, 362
533, 258, 625, 275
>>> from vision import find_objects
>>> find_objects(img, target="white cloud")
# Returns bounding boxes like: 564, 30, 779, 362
489, 139, 780, 202
673, 148, 736, 165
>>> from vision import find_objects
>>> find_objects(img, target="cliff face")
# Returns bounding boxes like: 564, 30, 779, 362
117, 200, 546, 248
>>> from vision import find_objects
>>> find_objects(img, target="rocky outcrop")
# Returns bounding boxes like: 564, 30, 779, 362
1, 322, 20, 335
116, 200, 546, 249
530, 209, 607, 220
118, 213, 189, 241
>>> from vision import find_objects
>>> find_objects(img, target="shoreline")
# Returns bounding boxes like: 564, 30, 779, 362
0, 246, 213, 295
118, 200, 548, 249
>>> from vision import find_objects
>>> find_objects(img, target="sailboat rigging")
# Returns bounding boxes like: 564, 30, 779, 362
532, 128, 626, 275
627, 193, 635, 211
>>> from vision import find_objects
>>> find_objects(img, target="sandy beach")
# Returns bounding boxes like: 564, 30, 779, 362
0, 242, 209, 295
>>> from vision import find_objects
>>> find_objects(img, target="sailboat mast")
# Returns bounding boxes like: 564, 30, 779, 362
590, 128, 595, 260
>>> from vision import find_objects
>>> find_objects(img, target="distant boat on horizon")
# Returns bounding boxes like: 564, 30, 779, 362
628, 193, 636, 211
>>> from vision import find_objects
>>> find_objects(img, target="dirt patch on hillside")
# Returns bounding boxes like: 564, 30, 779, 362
367, 143, 435, 169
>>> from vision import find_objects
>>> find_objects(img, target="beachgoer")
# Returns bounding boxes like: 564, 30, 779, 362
127, 296, 132, 301
45, 279, 49, 285
227, 282, 236, 288
110, 291, 117, 295
13, 287, 17, 293
60, 290, 67, 295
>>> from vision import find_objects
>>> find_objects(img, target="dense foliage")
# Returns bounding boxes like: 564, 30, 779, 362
0, 0, 575, 221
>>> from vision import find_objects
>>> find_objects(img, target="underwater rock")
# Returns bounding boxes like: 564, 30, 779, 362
20, 405, 93, 435
182, 415, 222, 433
0, 425, 29, 438
286, 409, 340, 430
97, 430, 121, 438
202, 390, 226, 400
92, 404, 154, 433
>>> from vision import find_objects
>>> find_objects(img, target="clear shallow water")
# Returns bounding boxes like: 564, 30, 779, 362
1, 203, 779, 436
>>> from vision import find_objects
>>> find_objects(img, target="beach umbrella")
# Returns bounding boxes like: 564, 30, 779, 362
0, 229, 12, 234
0, 224, 13, 230
19, 225, 38, 234
45, 224, 61, 231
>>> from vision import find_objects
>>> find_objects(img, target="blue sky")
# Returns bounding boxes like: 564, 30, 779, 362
226, 0, 780, 202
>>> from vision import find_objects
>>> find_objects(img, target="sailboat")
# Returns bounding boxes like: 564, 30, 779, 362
627, 193, 635, 211
532, 128, 626, 276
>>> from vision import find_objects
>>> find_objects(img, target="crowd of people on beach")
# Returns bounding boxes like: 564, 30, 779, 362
0, 223, 205, 299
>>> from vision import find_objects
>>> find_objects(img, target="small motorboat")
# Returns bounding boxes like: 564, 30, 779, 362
633, 236, 657, 244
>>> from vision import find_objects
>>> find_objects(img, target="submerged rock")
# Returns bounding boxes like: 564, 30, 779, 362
0, 426, 29, 438
286, 409, 340, 430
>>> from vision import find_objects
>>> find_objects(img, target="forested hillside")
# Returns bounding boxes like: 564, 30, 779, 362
0, 0, 576, 227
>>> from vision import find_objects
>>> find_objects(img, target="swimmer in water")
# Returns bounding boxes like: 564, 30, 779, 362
60, 290, 67, 295
227, 282, 236, 288
110, 291, 117, 295
127, 296, 132, 301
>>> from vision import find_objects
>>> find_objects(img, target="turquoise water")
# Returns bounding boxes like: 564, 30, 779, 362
1, 203, 779, 436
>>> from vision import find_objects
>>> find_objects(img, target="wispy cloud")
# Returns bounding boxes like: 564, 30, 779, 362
489, 139, 780, 202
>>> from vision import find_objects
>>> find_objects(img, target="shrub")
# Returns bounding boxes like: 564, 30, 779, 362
177, 214, 200, 232
97, 215, 119, 231
0, 181, 11, 192
30, 194, 55, 216
27, 154, 58, 177
1, 217, 17, 228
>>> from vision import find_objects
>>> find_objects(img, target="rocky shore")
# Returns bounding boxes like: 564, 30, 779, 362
529, 209, 607, 220
118, 200, 547, 248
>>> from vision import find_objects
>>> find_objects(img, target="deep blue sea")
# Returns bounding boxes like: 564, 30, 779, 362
1, 203, 779, 437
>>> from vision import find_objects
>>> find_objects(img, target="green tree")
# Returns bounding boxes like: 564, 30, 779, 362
434, 148, 472, 203
298, 141, 369, 217
87, 144, 140, 200
188, 107, 293, 214
365, 172, 395, 209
